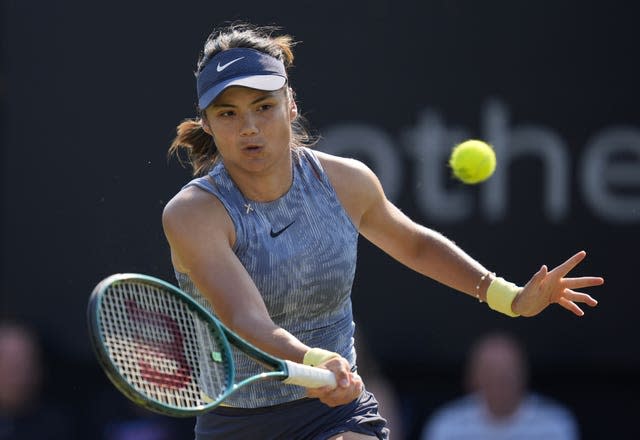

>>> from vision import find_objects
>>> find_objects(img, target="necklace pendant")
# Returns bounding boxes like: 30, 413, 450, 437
244, 203, 254, 214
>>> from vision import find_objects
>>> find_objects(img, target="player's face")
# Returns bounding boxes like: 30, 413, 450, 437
202, 86, 297, 175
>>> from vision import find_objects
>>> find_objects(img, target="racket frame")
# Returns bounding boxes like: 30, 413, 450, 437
87, 273, 296, 416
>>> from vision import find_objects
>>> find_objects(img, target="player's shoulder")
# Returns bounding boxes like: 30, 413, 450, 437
165, 184, 214, 212
163, 183, 226, 228
312, 149, 378, 188
313, 149, 373, 173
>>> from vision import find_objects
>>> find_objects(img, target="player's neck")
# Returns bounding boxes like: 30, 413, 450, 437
229, 156, 294, 203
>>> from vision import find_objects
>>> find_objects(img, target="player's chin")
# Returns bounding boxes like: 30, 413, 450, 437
237, 158, 272, 175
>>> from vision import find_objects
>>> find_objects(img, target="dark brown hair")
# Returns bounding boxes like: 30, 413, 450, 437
168, 22, 315, 176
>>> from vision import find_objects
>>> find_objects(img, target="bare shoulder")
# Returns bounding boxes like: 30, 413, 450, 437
313, 150, 381, 194
164, 185, 215, 223
313, 150, 384, 227
162, 185, 233, 241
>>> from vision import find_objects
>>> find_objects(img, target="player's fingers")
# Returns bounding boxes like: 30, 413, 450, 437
305, 362, 353, 399
562, 289, 598, 307
526, 264, 547, 289
550, 250, 587, 278
330, 372, 361, 393
311, 375, 362, 406
333, 369, 350, 388
320, 357, 351, 387
306, 382, 341, 400
305, 385, 333, 398
537, 264, 548, 281
558, 297, 585, 316
563, 276, 605, 290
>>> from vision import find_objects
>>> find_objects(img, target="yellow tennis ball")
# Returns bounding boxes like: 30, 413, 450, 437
449, 139, 496, 184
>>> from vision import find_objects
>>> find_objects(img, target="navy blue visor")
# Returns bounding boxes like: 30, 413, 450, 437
197, 48, 287, 110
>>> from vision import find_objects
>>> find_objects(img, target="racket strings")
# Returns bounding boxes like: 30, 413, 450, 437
99, 281, 230, 409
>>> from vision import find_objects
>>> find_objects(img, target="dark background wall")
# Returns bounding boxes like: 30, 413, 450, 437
2, 1, 638, 438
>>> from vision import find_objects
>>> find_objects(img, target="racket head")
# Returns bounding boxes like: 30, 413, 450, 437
87, 273, 235, 417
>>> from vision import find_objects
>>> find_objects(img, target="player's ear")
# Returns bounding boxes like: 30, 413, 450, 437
200, 114, 213, 136
287, 87, 298, 121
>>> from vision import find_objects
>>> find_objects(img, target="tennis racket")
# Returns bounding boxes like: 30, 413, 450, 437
87, 273, 337, 417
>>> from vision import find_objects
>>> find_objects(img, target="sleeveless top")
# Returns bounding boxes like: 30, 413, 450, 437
174, 147, 359, 408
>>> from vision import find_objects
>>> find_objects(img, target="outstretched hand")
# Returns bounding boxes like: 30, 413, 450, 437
511, 251, 604, 317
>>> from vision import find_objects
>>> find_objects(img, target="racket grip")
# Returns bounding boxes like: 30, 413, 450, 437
283, 360, 337, 389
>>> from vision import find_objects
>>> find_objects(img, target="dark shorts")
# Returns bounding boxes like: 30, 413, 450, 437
194, 389, 389, 440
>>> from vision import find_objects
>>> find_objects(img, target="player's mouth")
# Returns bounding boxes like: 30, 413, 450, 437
241, 144, 264, 153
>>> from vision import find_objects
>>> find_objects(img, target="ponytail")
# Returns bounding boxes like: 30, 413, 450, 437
168, 118, 218, 176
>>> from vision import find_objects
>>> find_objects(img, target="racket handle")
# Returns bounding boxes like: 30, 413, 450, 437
283, 360, 337, 389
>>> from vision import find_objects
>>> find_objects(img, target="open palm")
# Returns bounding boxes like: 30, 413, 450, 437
512, 251, 604, 317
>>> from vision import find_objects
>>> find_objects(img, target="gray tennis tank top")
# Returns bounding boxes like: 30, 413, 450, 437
174, 147, 359, 408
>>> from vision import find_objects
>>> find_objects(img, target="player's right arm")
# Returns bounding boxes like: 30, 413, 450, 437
319, 152, 492, 300
162, 186, 360, 405
320, 152, 602, 317
162, 186, 308, 361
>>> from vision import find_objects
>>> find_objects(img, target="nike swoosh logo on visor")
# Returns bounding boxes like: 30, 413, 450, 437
270, 220, 296, 238
216, 57, 244, 72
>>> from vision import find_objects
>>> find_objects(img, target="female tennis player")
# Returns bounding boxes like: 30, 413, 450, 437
162, 22, 604, 440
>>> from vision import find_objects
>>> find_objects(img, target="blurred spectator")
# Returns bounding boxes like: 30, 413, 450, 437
0, 321, 75, 439
420, 331, 578, 440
